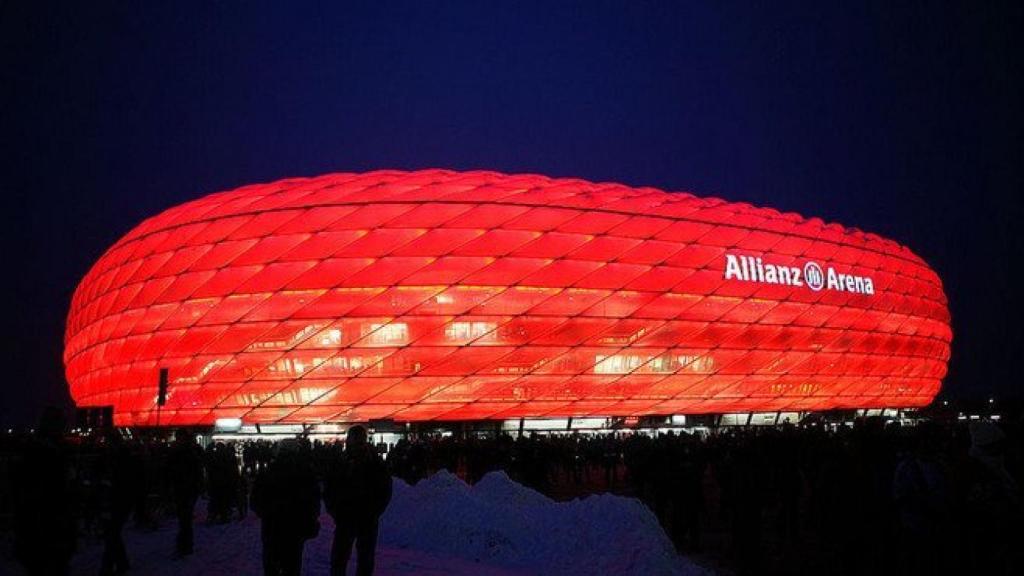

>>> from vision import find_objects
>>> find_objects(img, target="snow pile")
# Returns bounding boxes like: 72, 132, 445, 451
0, 470, 712, 575
380, 470, 710, 576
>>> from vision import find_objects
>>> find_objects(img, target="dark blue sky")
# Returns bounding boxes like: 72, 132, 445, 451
2, 1, 1021, 426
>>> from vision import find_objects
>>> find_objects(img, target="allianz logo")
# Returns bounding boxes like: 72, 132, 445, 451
724, 253, 875, 295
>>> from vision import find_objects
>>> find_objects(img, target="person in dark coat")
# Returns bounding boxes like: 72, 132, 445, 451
13, 407, 76, 576
99, 432, 139, 575
206, 441, 240, 523
961, 421, 1021, 574
167, 429, 204, 556
324, 425, 393, 576
251, 439, 321, 576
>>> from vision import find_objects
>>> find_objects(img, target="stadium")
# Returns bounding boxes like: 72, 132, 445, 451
64, 169, 952, 429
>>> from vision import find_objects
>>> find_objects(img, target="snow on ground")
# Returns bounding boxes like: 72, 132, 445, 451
382, 470, 710, 575
1, 470, 712, 575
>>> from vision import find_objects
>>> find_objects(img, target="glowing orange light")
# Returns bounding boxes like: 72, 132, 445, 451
64, 169, 951, 426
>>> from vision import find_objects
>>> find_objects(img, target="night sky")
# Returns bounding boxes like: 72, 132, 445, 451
2, 1, 1021, 427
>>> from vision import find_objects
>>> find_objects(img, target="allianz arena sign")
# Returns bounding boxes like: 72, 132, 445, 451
724, 254, 875, 295
64, 169, 950, 426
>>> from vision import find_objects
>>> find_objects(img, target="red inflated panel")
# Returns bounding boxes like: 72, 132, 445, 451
65, 170, 952, 425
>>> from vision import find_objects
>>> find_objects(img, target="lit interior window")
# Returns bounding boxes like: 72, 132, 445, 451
594, 354, 713, 374
268, 357, 308, 375
315, 355, 385, 374
319, 328, 342, 347
298, 387, 327, 403
595, 354, 645, 374
365, 322, 408, 345
445, 321, 497, 342
249, 323, 324, 350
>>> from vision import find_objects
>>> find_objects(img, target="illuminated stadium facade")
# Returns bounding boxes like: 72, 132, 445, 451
64, 170, 952, 427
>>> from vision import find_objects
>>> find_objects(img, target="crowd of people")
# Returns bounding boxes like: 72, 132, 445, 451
380, 417, 1023, 574
0, 410, 392, 576
0, 408, 1021, 576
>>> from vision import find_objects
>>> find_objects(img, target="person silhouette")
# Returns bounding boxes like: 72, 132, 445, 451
13, 407, 76, 576
324, 426, 392, 576
251, 439, 321, 576
98, 431, 138, 575
167, 428, 203, 556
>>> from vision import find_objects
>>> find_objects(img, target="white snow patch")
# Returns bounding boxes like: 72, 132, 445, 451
380, 470, 708, 576
1, 470, 712, 575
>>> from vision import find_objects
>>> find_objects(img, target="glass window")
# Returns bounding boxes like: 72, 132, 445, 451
365, 322, 408, 345
445, 321, 497, 342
